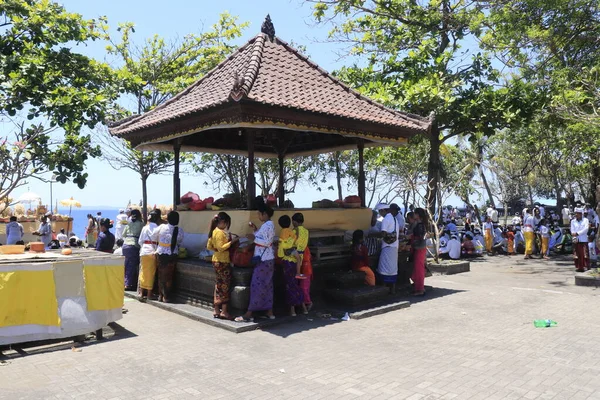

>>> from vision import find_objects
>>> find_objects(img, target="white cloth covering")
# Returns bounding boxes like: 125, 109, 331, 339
377, 246, 399, 277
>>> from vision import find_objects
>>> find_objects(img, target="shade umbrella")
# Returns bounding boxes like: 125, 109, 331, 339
17, 191, 41, 204
60, 197, 82, 234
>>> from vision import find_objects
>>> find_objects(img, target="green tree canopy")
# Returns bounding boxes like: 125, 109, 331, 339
0, 0, 122, 210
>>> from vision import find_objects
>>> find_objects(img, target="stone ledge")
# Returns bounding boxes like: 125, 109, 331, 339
427, 261, 470, 275
574, 274, 600, 287
124, 291, 281, 333
349, 300, 410, 320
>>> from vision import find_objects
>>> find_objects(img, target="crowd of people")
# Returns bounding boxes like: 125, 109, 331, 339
348, 203, 428, 296
65, 207, 185, 304
433, 202, 599, 272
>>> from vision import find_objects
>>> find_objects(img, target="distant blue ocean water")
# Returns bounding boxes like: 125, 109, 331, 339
55, 207, 120, 238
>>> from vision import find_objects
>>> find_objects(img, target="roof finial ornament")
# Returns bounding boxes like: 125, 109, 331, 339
230, 70, 246, 101
261, 14, 275, 41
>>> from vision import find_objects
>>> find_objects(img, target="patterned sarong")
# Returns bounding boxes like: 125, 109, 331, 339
247, 259, 274, 312
213, 262, 232, 305
282, 260, 303, 306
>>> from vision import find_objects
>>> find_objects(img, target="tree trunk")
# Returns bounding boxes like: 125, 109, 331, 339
141, 174, 148, 224
478, 164, 495, 208
590, 156, 600, 205
334, 152, 343, 201
426, 124, 441, 215
553, 176, 563, 208
527, 185, 534, 206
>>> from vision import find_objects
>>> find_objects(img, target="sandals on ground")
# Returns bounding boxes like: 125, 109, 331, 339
234, 316, 254, 322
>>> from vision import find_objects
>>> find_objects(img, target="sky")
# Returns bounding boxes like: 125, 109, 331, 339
6, 0, 466, 210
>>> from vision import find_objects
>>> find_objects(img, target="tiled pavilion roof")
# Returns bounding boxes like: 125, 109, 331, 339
109, 16, 431, 158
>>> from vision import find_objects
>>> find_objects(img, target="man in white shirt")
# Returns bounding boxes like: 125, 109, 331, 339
571, 208, 589, 272
511, 212, 522, 226
389, 203, 405, 234
584, 203, 596, 221
56, 229, 68, 248
115, 209, 128, 241
439, 234, 461, 259
490, 208, 499, 224
486, 204, 494, 220
537, 203, 545, 218
375, 203, 399, 293
561, 205, 571, 227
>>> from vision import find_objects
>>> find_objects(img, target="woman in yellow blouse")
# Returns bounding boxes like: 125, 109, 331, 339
207, 212, 238, 320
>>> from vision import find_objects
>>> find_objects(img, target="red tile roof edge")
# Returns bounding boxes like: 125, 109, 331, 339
110, 36, 262, 135
270, 36, 432, 130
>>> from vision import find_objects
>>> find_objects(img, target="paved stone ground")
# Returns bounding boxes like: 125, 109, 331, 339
2, 255, 600, 400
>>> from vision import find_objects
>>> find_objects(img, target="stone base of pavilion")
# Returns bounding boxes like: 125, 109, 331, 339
123, 247, 417, 333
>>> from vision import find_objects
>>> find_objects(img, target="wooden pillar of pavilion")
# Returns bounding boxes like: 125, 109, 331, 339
173, 140, 181, 208
357, 141, 366, 208
247, 130, 256, 208
278, 155, 285, 207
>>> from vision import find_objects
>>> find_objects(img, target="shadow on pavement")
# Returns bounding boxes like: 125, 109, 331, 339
261, 286, 466, 338
0, 322, 137, 360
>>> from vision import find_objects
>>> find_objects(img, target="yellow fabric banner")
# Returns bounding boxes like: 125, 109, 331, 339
0, 270, 60, 328
83, 263, 124, 311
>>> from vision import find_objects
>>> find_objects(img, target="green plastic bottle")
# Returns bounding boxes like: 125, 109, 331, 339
534, 319, 558, 328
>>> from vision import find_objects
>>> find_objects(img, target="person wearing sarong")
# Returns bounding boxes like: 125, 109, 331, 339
411, 208, 428, 296
138, 209, 161, 299
293, 213, 313, 310
122, 209, 143, 291
115, 209, 128, 241
506, 227, 515, 255
539, 219, 550, 260
376, 203, 399, 293
483, 217, 494, 255
85, 214, 97, 247
278, 215, 306, 316
351, 230, 376, 286
523, 209, 535, 259
571, 208, 590, 272
207, 212, 238, 320
235, 204, 275, 322
151, 211, 184, 303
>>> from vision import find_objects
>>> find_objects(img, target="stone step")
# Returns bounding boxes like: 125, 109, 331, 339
324, 285, 390, 307
324, 270, 367, 289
